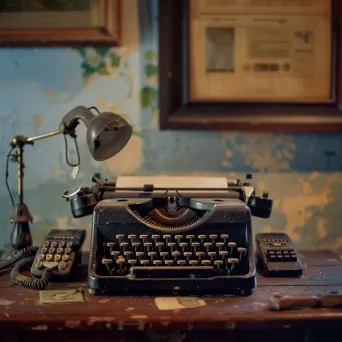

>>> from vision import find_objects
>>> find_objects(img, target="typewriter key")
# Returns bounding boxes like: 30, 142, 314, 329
191, 242, 200, 252
111, 251, 120, 261
228, 258, 239, 273
140, 259, 149, 266
201, 260, 211, 266
160, 251, 169, 263
198, 235, 206, 243
168, 242, 176, 252
163, 235, 171, 242
228, 242, 236, 254
221, 234, 229, 243
209, 234, 218, 243
172, 250, 180, 261
144, 242, 152, 252
165, 260, 174, 266
184, 251, 192, 262
189, 260, 199, 266
216, 242, 224, 250
152, 235, 160, 242
208, 251, 216, 261
237, 247, 247, 260
148, 251, 157, 262
186, 235, 195, 243
140, 234, 148, 243
196, 251, 205, 261
204, 242, 212, 252
102, 258, 113, 274
128, 259, 137, 266
219, 251, 228, 260
156, 242, 164, 251
128, 235, 137, 242
116, 234, 125, 243
214, 260, 223, 270
102, 258, 112, 264
175, 235, 183, 244
180, 242, 188, 252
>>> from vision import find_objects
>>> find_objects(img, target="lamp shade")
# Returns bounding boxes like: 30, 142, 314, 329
87, 112, 132, 161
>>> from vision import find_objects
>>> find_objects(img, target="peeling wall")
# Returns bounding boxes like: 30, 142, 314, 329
0, 0, 341, 252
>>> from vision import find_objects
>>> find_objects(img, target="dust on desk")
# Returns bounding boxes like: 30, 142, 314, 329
39, 288, 84, 304
0, 298, 15, 306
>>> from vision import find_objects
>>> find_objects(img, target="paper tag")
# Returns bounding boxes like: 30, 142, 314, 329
154, 297, 206, 311
39, 288, 84, 304
72, 165, 79, 179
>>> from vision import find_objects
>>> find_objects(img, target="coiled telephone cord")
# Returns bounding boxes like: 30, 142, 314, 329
0, 246, 53, 290
10, 255, 53, 290
0, 246, 39, 270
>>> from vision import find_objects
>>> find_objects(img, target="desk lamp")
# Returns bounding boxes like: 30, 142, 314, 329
6, 106, 132, 250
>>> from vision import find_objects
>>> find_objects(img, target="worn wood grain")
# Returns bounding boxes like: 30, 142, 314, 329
0, 250, 341, 336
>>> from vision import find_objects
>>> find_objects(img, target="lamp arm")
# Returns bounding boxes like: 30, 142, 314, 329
59, 106, 95, 134
10, 130, 61, 147
26, 129, 62, 143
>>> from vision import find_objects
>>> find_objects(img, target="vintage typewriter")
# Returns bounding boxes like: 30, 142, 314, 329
63, 174, 273, 295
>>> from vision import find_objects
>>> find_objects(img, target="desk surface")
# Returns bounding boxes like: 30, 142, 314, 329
1, 250, 342, 337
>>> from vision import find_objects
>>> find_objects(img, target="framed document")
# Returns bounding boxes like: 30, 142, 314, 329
0, 0, 121, 46
159, 0, 342, 132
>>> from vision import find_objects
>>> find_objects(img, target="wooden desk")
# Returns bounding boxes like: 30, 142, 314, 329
1, 250, 342, 342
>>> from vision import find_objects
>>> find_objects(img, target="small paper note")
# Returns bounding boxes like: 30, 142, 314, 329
39, 288, 84, 304
155, 297, 206, 311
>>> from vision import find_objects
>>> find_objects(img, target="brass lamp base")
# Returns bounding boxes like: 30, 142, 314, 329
10, 203, 33, 250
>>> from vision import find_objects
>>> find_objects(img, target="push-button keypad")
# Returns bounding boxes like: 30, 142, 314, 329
267, 249, 297, 262
34, 239, 74, 272
31, 230, 85, 279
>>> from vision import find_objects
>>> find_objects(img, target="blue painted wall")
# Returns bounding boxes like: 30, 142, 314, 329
0, 0, 341, 251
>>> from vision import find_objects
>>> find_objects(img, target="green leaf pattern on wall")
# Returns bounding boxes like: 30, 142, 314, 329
140, 50, 158, 110
144, 64, 158, 77
140, 86, 158, 108
74, 47, 134, 99
75, 47, 120, 77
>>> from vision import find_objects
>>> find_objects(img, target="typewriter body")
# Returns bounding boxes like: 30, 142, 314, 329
63, 174, 273, 295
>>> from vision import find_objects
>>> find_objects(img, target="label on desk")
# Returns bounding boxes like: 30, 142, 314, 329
155, 297, 206, 310
39, 288, 84, 304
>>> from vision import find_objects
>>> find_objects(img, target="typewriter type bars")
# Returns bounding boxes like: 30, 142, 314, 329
101, 233, 247, 278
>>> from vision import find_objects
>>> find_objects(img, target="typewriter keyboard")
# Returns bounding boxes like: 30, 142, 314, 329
100, 233, 248, 278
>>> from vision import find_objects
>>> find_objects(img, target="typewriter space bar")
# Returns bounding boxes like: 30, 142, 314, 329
130, 266, 214, 278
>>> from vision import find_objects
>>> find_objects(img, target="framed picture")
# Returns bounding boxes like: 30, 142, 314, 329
0, 0, 121, 46
159, 0, 342, 132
